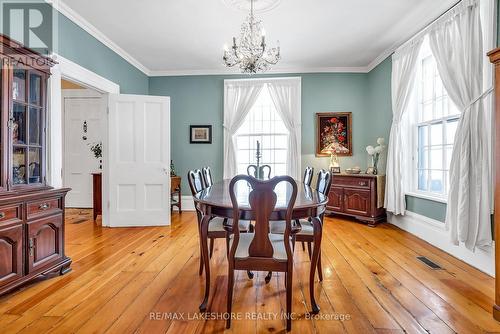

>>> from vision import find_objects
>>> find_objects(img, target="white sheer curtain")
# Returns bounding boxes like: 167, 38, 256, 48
384, 39, 423, 215
429, 0, 492, 250
267, 78, 302, 180
223, 81, 264, 179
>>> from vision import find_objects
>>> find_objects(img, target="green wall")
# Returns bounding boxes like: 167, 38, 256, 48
149, 73, 379, 195
0, 3, 148, 94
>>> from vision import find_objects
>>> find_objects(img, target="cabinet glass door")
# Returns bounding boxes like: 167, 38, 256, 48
11, 68, 43, 186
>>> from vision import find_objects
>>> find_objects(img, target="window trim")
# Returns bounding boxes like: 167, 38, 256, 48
407, 39, 459, 202
234, 84, 290, 177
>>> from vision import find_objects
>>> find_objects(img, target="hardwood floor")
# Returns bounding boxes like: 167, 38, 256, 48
0, 209, 498, 333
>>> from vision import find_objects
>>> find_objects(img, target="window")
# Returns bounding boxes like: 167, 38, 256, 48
412, 38, 460, 198
235, 84, 289, 176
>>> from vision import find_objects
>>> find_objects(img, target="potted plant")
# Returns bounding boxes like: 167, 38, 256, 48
89, 142, 102, 170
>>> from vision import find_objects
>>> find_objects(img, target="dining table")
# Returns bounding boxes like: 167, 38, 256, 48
193, 179, 328, 314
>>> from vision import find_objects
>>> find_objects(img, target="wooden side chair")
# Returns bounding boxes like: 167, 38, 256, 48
296, 169, 331, 281
188, 169, 253, 276
227, 175, 298, 331
201, 166, 213, 187
303, 166, 314, 186
269, 169, 331, 281
247, 164, 271, 179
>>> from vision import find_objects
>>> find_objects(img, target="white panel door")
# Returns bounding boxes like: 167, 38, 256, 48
106, 94, 170, 227
63, 96, 104, 208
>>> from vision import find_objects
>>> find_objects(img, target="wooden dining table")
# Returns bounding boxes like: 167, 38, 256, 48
193, 179, 329, 314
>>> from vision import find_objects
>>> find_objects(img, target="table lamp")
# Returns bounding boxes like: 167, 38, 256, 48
321, 141, 349, 173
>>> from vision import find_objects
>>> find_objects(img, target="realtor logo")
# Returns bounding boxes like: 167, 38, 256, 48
1, 0, 53, 54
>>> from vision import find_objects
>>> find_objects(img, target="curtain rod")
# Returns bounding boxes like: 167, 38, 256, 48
394, 0, 464, 53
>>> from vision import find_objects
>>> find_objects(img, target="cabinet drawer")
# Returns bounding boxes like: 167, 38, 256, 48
27, 197, 62, 219
0, 204, 22, 226
332, 176, 371, 189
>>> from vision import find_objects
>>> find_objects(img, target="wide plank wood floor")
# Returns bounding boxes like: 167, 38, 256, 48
0, 209, 499, 333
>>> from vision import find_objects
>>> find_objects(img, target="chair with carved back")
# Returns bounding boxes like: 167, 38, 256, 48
268, 169, 331, 281
201, 166, 213, 187
246, 164, 272, 179
295, 169, 331, 281
226, 175, 298, 331
303, 166, 314, 186
188, 169, 253, 276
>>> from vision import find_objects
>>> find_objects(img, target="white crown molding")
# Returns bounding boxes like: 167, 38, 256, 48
45, 0, 461, 77
148, 66, 370, 77
46, 0, 151, 76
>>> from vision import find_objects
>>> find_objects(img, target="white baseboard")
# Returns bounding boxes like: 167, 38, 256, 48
389, 211, 494, 276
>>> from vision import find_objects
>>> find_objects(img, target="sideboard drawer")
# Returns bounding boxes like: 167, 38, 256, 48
27, 197, 62, 219
0, 204, 22, 226
332, 176, 371, 189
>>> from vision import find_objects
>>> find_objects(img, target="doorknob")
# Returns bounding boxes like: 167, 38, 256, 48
162, 167, 169, 175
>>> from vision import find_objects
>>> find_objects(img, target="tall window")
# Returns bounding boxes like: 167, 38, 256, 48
235, 84, 289, 176
413, 38, 460, 197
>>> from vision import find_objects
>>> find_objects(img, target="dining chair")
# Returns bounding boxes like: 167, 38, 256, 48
247, 164, 272, 179
188, 169, 253, 276
227, 175, 298, 331
303, 166, 314, 186
269, 169, 331, 281
201, 166, 213, 187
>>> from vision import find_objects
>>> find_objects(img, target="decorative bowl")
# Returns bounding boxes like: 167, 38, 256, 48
345, 168, 361, 174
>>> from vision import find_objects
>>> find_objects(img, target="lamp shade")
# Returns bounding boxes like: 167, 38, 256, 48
321, 141, 349, 155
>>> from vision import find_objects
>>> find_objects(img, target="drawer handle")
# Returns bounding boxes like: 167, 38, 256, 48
359, 182, 367, 186
29, 238, 35, 257
39, 203, 50, 210
0, 212, 5, 219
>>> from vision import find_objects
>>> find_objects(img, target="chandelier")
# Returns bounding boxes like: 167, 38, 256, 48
223, 0, 280, 74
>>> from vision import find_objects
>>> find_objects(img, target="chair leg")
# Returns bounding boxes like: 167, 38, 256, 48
286, 269, 292, 331
301, 241, 305, 251
247, 270, 254, 279
209, 238, 215, 258
225, 235, 230, 258
198, 256, 203, 276
265, 271, 272, 284
318, 249, 323, 282
226, 264, 235, 329
307, 242, 312, 260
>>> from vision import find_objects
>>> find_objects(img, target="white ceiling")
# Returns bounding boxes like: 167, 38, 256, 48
59, 0, 457, 76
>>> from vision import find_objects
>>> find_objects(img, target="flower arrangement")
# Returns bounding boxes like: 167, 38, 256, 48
89, 142, 103, 169
366, 138, 385, 174
322, 117, 347, 149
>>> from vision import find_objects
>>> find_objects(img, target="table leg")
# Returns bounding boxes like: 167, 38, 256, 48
199, 213, 211, 312
310, 216, 322, 314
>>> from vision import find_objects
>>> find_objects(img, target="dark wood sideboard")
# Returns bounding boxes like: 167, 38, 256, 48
0, 34, 71, 296
92, 172, 102, 221
326, 173, 386, 226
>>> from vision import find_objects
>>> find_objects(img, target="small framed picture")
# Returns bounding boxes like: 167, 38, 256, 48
331, 167, 341, 174
190, 125, 212, 144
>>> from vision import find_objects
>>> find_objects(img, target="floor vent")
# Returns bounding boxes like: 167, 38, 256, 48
417, 256, 443, 270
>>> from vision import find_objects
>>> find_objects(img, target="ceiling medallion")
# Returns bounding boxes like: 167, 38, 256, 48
222, 0, 281, 13
222, 0, 280, 74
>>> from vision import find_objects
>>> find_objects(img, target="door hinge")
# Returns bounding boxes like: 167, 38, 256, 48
106, 107, 110, 115
107, 200, 110, 209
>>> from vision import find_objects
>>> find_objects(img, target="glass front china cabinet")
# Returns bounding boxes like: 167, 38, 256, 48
0, 34, 71, 296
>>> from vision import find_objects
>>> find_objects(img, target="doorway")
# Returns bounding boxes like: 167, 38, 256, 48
61, 79, 105, 208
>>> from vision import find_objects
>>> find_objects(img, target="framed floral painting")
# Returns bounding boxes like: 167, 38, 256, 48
316, 112, 352, 157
